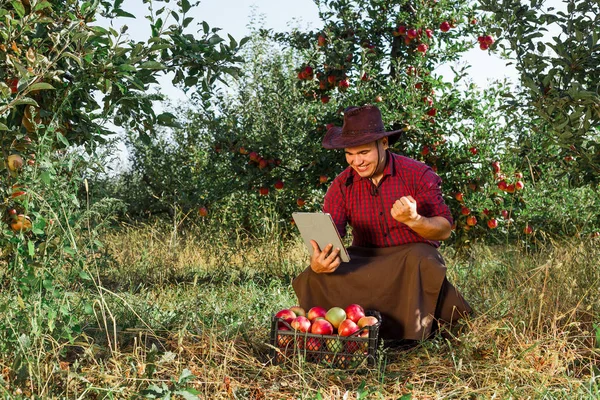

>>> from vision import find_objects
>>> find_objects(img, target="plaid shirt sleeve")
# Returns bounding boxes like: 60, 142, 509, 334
414, 168, 453, 225
323, 171, 349, 238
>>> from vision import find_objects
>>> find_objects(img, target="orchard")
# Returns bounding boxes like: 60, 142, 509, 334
0, 0, 599, 398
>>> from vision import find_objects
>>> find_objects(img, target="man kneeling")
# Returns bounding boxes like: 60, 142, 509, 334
292, 105, 471, 344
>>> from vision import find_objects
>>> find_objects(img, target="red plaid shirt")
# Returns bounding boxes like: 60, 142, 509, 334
323, 151, 453, 248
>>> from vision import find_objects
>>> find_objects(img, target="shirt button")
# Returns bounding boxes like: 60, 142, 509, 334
379, 212, 383, 216
384, 233, 388, 236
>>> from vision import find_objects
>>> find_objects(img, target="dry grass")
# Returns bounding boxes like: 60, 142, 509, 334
1, 223, 599, 399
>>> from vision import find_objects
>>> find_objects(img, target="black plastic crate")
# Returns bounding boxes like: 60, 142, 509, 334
269, 310, 381, 369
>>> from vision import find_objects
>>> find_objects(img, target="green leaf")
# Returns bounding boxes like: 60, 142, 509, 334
40, 171, 54, 185
181, 0, 191, 13
61, 52, 83, 67
202, 21, 209, 34
13, 98, 39, 106
56, 131, 70, 147
115, 9, 135, 18
28, 240, 35, 257
79, 270, 92, 281
173, 390, 200, 400
208, 35, 224, 45
157, 112, 181, 127
28, 82, 55, 92
119, 64, 137, 72
139, 61, 167, 70
11, 1, 25, 18
183, 17, 194, 28
0, 122, 8, 131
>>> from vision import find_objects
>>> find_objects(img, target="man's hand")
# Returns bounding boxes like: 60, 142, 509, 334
391, 195, 419, 224
391, 196, 452, 241
309, 240, 341, 273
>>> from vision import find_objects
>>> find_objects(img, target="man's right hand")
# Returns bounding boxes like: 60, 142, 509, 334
309, 240, 341, 274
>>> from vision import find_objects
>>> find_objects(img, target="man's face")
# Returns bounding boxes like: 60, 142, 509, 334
344, 139, 387, 179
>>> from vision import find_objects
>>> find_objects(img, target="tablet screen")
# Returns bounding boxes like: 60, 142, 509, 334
292, 212, 350, 262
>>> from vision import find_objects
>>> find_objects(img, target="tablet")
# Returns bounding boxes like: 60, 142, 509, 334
292, 212, 350, 263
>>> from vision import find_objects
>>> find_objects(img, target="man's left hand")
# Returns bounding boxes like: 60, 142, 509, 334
391, 195, 419, 224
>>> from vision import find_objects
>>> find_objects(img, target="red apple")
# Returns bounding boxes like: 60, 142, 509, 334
466, 215, 477, 226
523, 225, 533, 235
249, 152, 259, 162
259, 187, 269, 196
515, 180, 525, 190
425, 28, 433, 38
307, 306, 327, 321
487, 218, 498, 229
275, 309, 297, 328
347, 330, 370, 353
407, 28, 417, 39
289, 306, 306, 317
274, 180, 284, 190
505, 184, 516, 193
319, 175, 328, 184
461, 206, 470, 216
497, 180, 508, 191
310, 318, 334, 335
440, 21, 451, 32
492, 161, 501, 173
325, 307, 346, 329
306, 337, 322, 351
427, 108, 437, 117
514, 172, 524, 179
338, 319, 360, 337
357, 316, 379, 328
291, 316, 311, 332
469, 147, 478, 155
321, 95, 330, 104
317, 35, 326, 47
296, 198, 306, 207
198, 207, 208, 217
374, 95, 383, 102
501, 210, 510, 220
338, 79, 350, 90
344, 304, 365, 323
455, 192, 464, 202
417, 43, 428, 54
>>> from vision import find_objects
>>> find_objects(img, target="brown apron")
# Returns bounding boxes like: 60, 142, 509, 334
292, 243, 471, 341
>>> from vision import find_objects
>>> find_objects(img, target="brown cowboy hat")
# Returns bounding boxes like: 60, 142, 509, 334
322, 105, 402, 149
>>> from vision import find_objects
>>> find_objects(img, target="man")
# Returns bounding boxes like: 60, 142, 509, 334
292, 105, 471, 343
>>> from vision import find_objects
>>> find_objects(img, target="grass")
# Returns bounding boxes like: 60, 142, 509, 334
1, 222, 599, 399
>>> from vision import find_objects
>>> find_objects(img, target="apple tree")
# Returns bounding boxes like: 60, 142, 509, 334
478, 0, 600, 185
0, 0, 244, 368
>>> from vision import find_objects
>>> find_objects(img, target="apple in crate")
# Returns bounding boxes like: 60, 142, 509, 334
344, 304, 365, 323
275, 309, 297, 328
307, 306, 327, 321
357, 315, 379, 328
289, 306, 306, 317
311, 319, 334, 335
291, 316, 311, 332
325, 307, 346, 329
